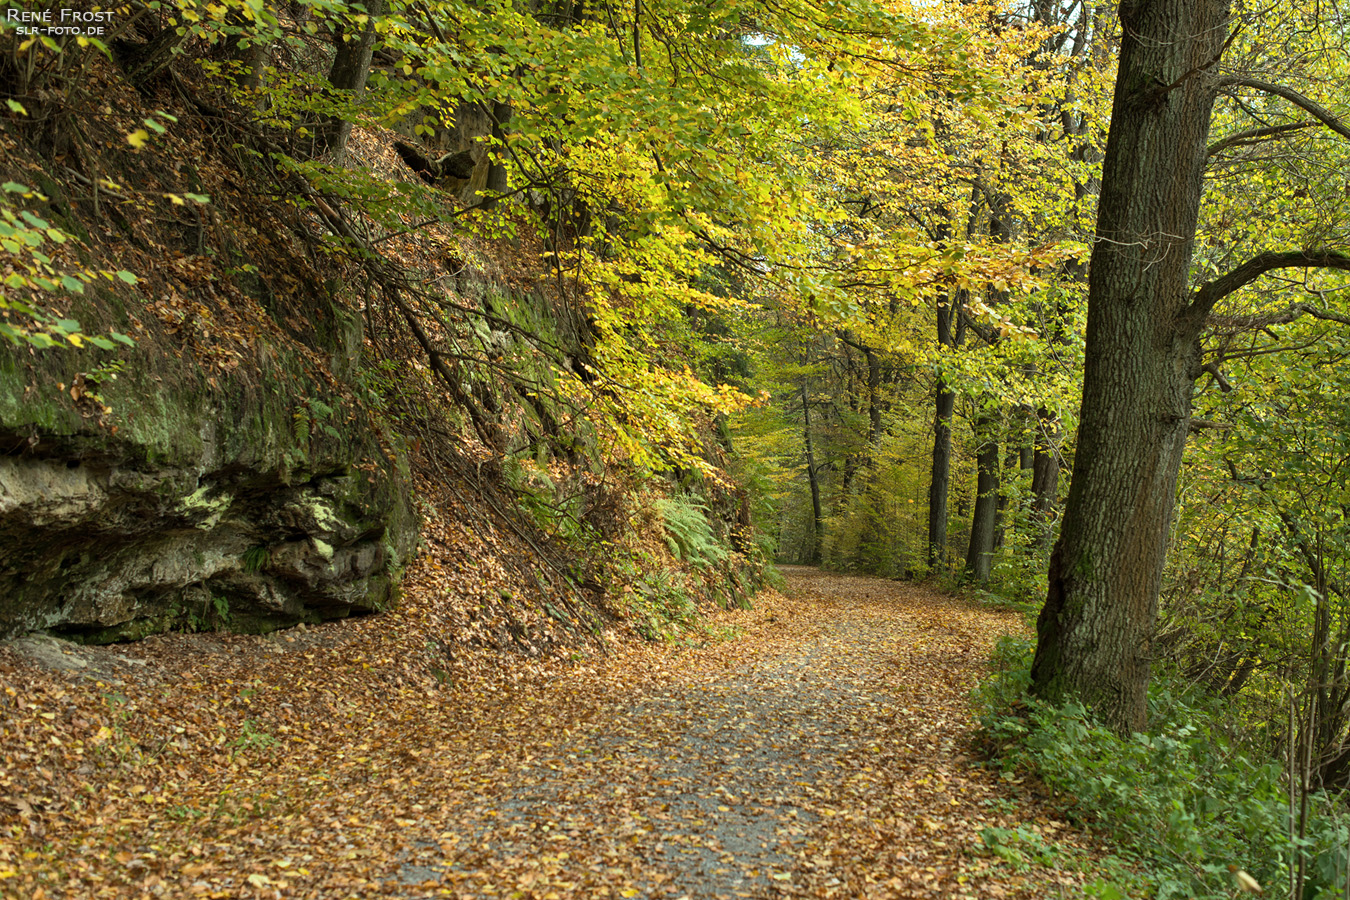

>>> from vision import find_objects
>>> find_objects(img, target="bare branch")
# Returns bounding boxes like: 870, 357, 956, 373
1208, 302, 1350, 331
1219, 77, 1350, 141
1189, 251, 1350, 319
1207, 121, 1319, 157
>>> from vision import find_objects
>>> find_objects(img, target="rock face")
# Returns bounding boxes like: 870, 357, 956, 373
0, 298, 418, 643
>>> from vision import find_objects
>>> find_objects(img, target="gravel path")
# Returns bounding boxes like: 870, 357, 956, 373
388, 567, 1090, 899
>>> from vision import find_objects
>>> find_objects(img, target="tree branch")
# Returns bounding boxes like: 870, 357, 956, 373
1207, 121, 1319, 157
957, 305, 999, 346
1219, 77, 1350, 142
1201, 362, 1233, 392
1189, 250, 1350, 319
833, 330, 873, 354
1212, 303, 1350, 331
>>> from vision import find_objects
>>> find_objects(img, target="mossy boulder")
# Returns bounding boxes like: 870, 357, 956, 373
0, 289, 417, 643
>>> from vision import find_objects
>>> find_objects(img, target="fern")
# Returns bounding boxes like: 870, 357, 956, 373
653, 497, 727, 568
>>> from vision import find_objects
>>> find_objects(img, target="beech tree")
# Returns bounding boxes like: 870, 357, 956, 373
1030, 0, 1350, 734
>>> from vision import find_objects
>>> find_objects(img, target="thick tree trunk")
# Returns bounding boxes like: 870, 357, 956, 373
1030, 0, 1231, 734
965, 410, 1000, 584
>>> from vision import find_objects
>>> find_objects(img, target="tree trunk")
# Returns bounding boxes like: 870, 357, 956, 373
927, 378, 954, 570
1030, 405, 1061, 548
1030, 0, 1231, 734
865, 346, 882, 448
223, 7, 272, 98
120, 26, 192, 91
927, 292, 964, 569
485, 100, 514, 199
239, 40, 270, 96
802, 382, 823, 565
994, 430, 1031, 553
965, 409, 1000, 584
314, 0, 386, 159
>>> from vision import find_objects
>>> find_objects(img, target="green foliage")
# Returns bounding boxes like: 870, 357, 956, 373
232, 718, 279, 751
981, 474, 1052, 605
605, 506, 758, 638
501, 453, 600, 547
978, 646, 1350, 900
978, 825, 1060, 871
729, 390, 810, 561
653, 496, 727, 569
292, 397, 342, 448
0, 183, 137, 350
242, 547, 270, 575
972, 635, 1034, 710
759, 564, 787, 593
167, 592, 234, 633
1162, 320, 1350, 784
618, 563, 698, 642
819, 421, 930, 577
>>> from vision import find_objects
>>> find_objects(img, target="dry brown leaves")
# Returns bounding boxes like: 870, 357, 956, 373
1, 551, 1102, 900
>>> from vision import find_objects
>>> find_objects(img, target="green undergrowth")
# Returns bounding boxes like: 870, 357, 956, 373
597, 493, 770, 643
653, 496, 728, 570
975, 637, 1350, 900
606, 547, 759, 644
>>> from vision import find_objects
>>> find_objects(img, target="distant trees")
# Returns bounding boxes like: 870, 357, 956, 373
741, 0, 1100, 584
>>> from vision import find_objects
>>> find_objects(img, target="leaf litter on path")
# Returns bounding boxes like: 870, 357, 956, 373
1, 563, 1098, 899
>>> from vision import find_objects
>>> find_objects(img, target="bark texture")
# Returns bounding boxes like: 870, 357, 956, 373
964, 411, 1000, 584
314, 0, 386, 159
1030, 0, 1232, 734
926, 294, 963, 569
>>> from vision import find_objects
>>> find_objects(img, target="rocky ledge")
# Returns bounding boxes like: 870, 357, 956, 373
0, 296, 417, 643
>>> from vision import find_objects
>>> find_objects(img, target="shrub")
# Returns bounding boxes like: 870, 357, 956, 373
977, 643, 1350, 900
653, 496, 728, 569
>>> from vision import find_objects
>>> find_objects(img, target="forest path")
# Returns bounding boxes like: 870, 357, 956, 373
402, 567, 1094, 900
2, 568, 1096, 899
